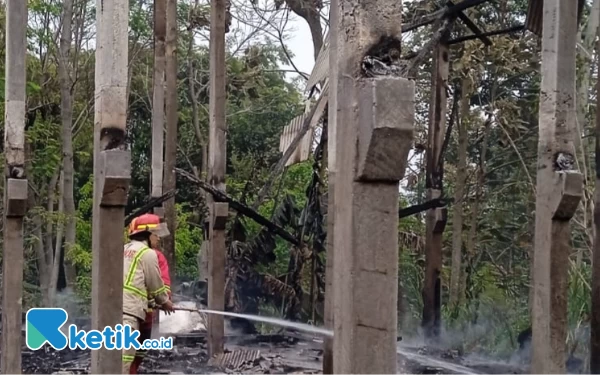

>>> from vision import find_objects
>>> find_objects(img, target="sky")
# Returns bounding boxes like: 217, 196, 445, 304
280, 16, 319, 85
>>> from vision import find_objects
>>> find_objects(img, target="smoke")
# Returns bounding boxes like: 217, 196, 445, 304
159, 300, 207, 334
55, 287, 90, 334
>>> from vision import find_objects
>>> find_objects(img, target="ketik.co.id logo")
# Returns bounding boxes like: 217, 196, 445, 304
26, 308, 167, 350
26, 308, 69, 350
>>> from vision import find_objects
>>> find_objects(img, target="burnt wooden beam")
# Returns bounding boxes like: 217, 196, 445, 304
402, 0, 490, 33
399, 198, 451, 219
176, 169, 301, 246
446, 0, 492, 46
124, 189, 177, 227
447, 25, 525, 45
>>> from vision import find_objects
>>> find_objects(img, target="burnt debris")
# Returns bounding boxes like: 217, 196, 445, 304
100, 127, 127, 151
361, 35, 403, 77
554, 152, 576, 172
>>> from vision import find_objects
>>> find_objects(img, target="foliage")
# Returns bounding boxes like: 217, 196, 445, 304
174, 204, 204, 279
0, 0, 598, 363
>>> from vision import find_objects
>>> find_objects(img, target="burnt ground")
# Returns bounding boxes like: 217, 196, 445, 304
14, 330, 530, 374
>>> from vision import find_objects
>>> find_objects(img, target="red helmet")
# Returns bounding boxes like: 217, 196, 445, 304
128, 213, 170, 238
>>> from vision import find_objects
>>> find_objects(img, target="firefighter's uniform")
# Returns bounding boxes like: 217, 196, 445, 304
129, 249, 171, 374
122, 214, 170, 374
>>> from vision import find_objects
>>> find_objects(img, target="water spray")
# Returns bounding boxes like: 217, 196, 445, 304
173, 306, 333, 337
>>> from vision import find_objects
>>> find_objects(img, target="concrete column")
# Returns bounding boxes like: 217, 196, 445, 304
162, 0, 178, 284
151, 0, 166, 200
330, 0, 413, 370
531, 1, 580, 373
91, 151, 131, 374
208, 203, 228, 356
323, 7, 338, 373
422, 40, 449, 340
322, 177, 335, 374
2, 180, 27, 374
207, 0, 228, 356
2, 1, 28, 373
91, 0, 131, 373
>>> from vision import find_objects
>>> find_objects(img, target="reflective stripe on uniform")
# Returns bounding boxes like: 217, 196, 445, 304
123, 246, 150, 300
125, 246, 150, 286
150, 285, 168, 296
124, 284, 148, 300
135, 350, 147, 358
123, 355, 135, 362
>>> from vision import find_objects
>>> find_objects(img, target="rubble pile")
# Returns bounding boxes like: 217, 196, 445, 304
22, 347, 89, 374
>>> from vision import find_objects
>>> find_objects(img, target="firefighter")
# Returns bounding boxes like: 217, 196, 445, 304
129, 225, 172, 374
122, 213, 174, 374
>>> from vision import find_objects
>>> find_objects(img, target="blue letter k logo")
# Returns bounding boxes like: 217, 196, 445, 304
26, 308, 69, 350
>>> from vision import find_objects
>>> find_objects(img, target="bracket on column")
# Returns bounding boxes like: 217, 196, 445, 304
211, 202, 229, 230
153, 206, 165, 219
433, 207, 448, 233
99, 149, 131, 207
355, 77, 415, 182
551, 171, 583, 221
426, 189, 447, 233
5, 178, 28, 217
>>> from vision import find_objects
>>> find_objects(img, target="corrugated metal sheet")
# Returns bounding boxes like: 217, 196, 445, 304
526, 0, 585, 37
279, 90, 329, 167
278, 29, 330, 166
305, 31, 330, 94
208, 349, 261, 369
279, 113, 308, 166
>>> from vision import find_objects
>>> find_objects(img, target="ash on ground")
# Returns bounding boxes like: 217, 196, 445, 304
14, 331, 533, 374
8, 300, 536, 375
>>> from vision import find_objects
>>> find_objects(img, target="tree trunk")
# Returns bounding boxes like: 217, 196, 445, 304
464, 117, 490, 305
163, 0, 178, 282
284, 0, 323, 60
48, 172, 65, 306
27, 144, 51, 306
187, 0, 206, 178
575, 0, 600, 265
45, 169, 60, 267
58, 0, 77, 289
591, 32, 600, 375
